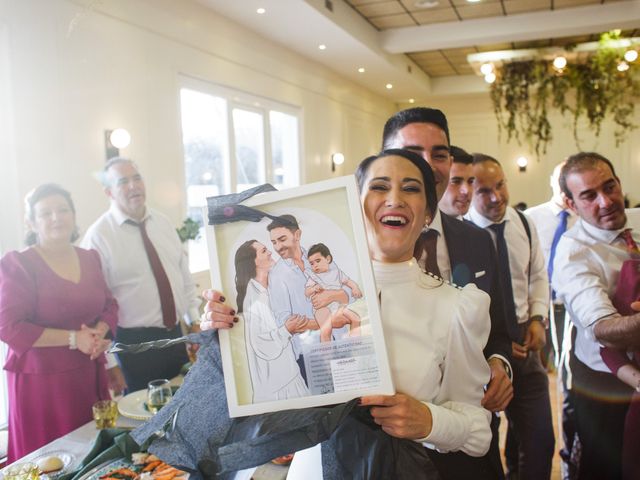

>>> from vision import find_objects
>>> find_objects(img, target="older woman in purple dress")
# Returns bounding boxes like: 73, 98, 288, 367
0, 184, 118, 462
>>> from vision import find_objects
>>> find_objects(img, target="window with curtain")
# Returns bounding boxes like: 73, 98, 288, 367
179, 79, 301, 273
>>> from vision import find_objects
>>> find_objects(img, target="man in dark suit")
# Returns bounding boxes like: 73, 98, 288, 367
382, 107, 512, 478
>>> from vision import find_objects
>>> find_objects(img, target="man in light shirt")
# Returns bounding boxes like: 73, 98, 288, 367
439, 146, 475, 220
83, 158, 201, 392
552, 152, 639, 480
466, 153, 554, 480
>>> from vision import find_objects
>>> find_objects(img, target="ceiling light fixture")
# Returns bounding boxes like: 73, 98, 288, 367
624, 49, 638, 62
617, 61, 630, 72
256, 7, 265, 14
358, 67, 365, 73
414, 0, 439, 7
318, 44, 326, 50
409, 98, 415, 104
553, 56, 567, 70
484, 72, 496, 84
385, 83, 393, 89
467, 0, 482, 3
480, 63, 493, 75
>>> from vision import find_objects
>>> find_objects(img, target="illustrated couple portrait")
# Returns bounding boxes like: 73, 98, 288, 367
233, 213, 363, 404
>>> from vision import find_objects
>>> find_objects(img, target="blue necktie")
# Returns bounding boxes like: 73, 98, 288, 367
489, 222, 520, 341
548, 210, 570, 286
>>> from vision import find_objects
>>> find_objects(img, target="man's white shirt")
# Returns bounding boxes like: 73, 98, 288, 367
466, 205, 549, 325
82, 204, 200, 329
552, 208, 640, 372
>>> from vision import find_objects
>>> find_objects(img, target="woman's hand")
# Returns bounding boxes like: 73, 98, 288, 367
360, 393, 432, 440
76, 324, 111, 359
200, 289, 237, 330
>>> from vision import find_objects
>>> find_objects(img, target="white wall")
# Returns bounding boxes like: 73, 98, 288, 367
409, 93, 640, 208
0, 0, 395, 252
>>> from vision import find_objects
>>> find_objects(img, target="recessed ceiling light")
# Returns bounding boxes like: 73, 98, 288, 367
385, 83, 393, 89
624, 49, 638, 62
318, 44, 327, 50
358, 67, 365, 73
414, 0, 439, 8
256, 7, 265, 14
467, 0, 482, 3
409, 98, 415, 104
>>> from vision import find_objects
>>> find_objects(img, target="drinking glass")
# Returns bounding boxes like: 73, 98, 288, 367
4, 462, 39, 480
92, 399, 118, 429
147, 378, 173, 414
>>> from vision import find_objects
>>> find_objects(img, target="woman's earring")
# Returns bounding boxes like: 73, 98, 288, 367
424, 216, 431, 227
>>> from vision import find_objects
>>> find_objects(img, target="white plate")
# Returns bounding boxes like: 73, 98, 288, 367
31, 451, 76, 478
117, 390, 151, 421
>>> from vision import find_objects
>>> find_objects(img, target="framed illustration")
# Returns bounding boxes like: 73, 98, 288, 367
205, 176, 394, 417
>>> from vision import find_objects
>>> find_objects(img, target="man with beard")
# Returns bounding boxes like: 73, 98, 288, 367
553, 152, 639, 480
266, 214, 349, 380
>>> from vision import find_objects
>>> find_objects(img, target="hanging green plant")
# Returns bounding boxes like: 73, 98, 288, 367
490, 31, 640, 156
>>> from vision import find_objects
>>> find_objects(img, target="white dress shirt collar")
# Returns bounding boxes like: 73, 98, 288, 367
109, 203, 151, 226
579, 217, 626, 246
466, 205, 509, 229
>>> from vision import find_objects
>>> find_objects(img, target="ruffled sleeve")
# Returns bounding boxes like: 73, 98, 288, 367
421, 284, 492, 456
0, 251, 45, 356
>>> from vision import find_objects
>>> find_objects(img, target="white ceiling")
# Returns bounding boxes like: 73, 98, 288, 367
197, 0, 640, 102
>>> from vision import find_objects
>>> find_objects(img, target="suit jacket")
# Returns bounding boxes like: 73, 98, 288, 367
440, 212, 511, 362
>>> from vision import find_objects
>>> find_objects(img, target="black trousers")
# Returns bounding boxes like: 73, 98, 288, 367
116, 325, 189, 392
569, 356, 632, 480
505, 350, 555, 480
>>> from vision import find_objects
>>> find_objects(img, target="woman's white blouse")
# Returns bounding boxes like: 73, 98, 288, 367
373, 259, 492, 457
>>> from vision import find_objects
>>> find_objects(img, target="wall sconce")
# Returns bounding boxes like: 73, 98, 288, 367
331, 152, 345, 172
105, 128, 131, 160
516, 156, 528, 172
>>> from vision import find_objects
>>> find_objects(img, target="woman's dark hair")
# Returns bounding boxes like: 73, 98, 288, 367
24, 183, 79, 246
234, 240, 258, 314
355, 148, 438, 218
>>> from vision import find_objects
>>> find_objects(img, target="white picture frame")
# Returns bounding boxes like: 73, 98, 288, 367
205, 176, 394, 417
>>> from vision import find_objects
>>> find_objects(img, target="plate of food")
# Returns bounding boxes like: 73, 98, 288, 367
78, 453, 189, 480
32, 451, 76, 478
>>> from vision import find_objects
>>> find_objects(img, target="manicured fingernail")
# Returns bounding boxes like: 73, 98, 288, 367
233, 317, 239, 323
230, 323, 234, 328
220, 296, 226, 302
230, 310, 236, 316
